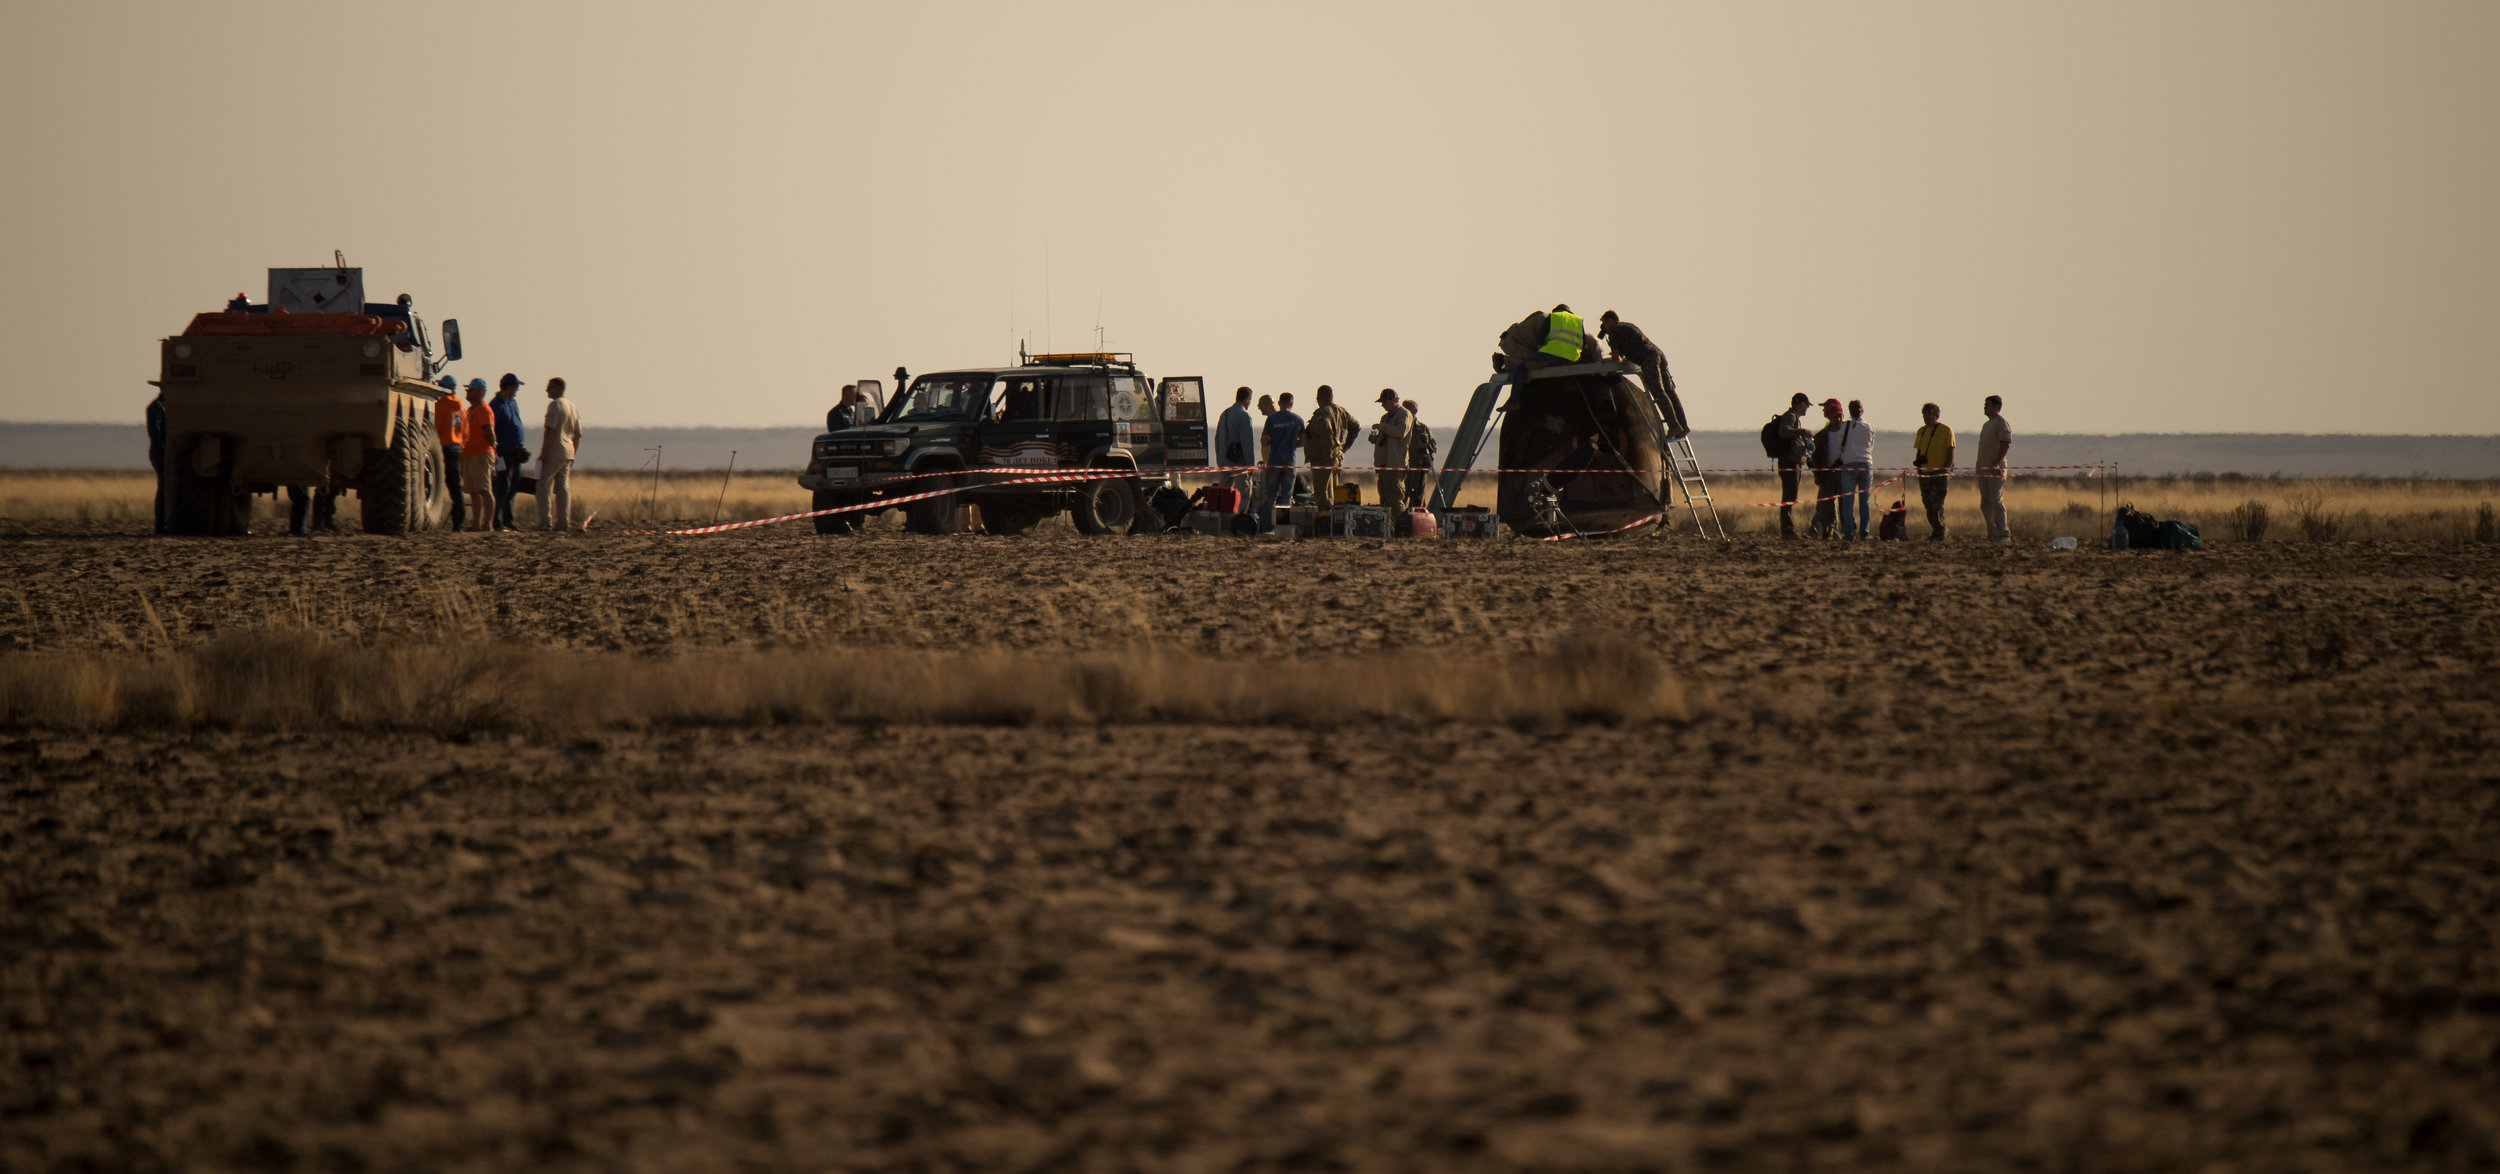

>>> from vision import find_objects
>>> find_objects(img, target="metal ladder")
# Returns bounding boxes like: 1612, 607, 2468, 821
1660, 434, 1726, 539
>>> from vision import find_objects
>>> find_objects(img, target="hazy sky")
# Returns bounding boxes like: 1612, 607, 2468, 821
3, 1, 2493, 435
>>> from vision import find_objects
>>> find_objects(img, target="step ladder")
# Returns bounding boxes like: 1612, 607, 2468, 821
1660, 434, 1726, 539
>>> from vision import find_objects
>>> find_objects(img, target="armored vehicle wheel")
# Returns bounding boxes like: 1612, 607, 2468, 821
905, 473, 967, 535
810, 490, 863, 535
167, 451, 249, 535
980, 500, 1047, 535
1070, 476, 1140, 535
359, 420, 438, 535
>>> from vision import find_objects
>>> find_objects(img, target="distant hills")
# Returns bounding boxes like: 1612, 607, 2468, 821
5, 423, 2492, 478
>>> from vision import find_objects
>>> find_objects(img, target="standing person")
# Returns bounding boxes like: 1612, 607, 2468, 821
491, 373, 528, 531
461, 379, 496, 529
1976, 395, 2013, 542
827, 384, 861, 432
145, 391, 167, 534
1809, 399, 1845, 539
1214, 386, 1258, 500
1403, 398, 1434, 508
1837, 399, 1875, 540
1368, 389, 1413, 514
536, 377, 582, 531
1255, 394, 1276, 465
1766, 393, 1812, 539
1911, 402, 1955, 542
1260, 391, 1304, 532
1597, 311, 1690, 440
431, 376, 467, 533
1303, 384, 1359, 506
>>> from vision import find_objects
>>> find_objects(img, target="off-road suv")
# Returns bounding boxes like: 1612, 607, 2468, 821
797, 352, 1207, 535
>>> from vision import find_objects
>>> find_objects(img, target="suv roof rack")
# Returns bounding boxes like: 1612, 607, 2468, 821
1020, 349, 1135, 369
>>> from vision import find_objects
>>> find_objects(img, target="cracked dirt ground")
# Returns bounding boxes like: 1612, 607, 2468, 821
5, 528, 2498, 1171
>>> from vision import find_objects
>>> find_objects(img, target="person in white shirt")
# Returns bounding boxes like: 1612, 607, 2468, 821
1836, 399, 1875, 540
537, 377, 583, 531
1975, 395, 2014, 541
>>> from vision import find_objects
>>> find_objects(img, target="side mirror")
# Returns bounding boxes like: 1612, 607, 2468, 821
442, 319, 463, 363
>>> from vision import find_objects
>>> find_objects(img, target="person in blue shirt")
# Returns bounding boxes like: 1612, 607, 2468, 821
490, 372, 530, 531
1260, 390, 1305, 532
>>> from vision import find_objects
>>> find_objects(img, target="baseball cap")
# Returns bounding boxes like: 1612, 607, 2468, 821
1377, 388, 1399, 404
1822, 398, 1844, 413
436, 376, 456, 390
466, 377, 489, 392
498, 372, 522, 388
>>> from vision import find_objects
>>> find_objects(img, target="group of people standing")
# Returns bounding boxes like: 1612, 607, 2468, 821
1766, 394, 2014, 541
422, 373, 583, 533
1210, 384, 1436, 532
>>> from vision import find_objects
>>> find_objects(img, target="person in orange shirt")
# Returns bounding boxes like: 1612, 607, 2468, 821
460, 378, 497, 530
431, 377, 468, 532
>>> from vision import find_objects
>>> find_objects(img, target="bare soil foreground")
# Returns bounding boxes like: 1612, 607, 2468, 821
6, 522, 2499, 1172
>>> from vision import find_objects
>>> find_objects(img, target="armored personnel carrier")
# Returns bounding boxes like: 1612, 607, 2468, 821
152, 263, 463, 535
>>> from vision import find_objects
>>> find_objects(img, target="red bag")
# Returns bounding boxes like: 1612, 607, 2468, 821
1205, 486, 1243, 514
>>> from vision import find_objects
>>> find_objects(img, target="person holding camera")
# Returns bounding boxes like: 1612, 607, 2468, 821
1912, 401, 1955, 541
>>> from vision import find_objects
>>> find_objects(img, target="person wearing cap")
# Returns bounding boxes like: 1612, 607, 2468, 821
1403, 398, 1435, 509
537, 376, 583, 531
1367, 388, 1414, 515
431, 376, 468, 532
461, 379, 497, 529
1808, 399, 1846, 539
1303, 384, 1359, 508
491, 373, 529, 531
1597, 311, 1690, 441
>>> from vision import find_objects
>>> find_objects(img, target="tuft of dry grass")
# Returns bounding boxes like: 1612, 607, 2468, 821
8, 470, 2500, 543
0, 628, 1699, 731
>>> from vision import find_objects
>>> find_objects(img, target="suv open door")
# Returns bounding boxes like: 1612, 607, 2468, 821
1158, 377, 1207, 466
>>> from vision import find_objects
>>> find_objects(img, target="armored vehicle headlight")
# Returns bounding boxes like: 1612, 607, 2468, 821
884, 439, 910, 456
362, 341, 383, 358
172, 343, 192, 360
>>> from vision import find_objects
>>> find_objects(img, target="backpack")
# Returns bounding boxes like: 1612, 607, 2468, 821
1759, 415, 1786, 460
1877, 498, 1908, 540
2155, 520, 2203, 551
2116, 503, 2161, 549
1148, 485, 1191, 530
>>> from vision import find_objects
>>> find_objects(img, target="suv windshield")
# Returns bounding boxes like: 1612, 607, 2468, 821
887, 374, 992, 421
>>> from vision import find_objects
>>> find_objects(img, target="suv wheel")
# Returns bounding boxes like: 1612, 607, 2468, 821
811, 490, 862, 535
1071, 477, 1140, 535
905, 473, 967, 534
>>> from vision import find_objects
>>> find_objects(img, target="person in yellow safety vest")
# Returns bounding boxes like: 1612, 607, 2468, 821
1512, 303, 1587, 384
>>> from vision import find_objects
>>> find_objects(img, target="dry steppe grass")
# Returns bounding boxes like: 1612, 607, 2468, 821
0, 631, 1688, 731
10, 470, 2495, 542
